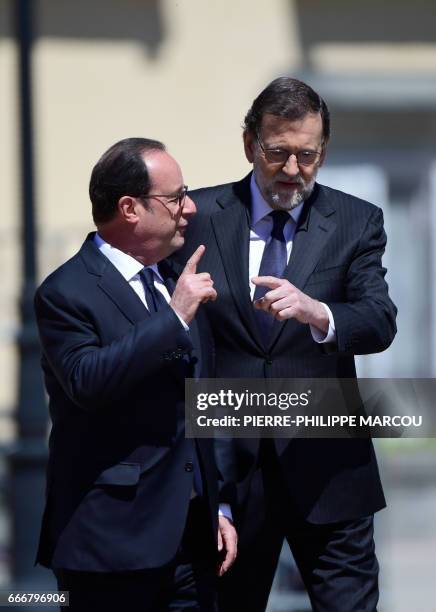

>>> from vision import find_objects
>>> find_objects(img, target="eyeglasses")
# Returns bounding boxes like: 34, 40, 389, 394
141, 185, 188, 211
256, 135, 322, 167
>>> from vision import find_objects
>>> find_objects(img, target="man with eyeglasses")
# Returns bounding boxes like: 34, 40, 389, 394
34, 138, 237, 610
175, 78, 397, 611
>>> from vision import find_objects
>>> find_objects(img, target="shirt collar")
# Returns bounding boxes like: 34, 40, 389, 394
249, 173, 304, 228
94, 233, 162, 281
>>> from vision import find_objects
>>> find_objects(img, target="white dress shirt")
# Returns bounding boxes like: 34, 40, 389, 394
94, 233, 233, 521
249, 175, 336, 343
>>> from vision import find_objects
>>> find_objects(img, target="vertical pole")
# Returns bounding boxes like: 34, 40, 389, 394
12, 0, 49, 588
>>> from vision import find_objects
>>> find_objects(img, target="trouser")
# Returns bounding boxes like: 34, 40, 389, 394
218, 444, 379, 612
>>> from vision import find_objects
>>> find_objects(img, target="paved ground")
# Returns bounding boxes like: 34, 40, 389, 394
0, 445, 434, 611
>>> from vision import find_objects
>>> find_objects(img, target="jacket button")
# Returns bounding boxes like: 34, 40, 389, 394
184, 461, 194, 472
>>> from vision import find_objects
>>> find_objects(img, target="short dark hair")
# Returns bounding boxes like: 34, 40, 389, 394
244, 77, 330, 143
89, 137, 165, 224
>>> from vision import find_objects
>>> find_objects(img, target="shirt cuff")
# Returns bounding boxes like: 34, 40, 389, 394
310, 303, 336, 344
218, 503, 233, 521
172, 309, 189, 331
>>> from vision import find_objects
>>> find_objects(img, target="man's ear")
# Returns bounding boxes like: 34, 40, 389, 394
118, 196, 139, 224
243, 130, 255, 164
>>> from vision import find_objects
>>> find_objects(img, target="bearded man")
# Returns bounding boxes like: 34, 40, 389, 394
174, 77, 397, 612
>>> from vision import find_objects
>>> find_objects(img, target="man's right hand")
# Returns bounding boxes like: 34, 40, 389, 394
170, 245, 217, 324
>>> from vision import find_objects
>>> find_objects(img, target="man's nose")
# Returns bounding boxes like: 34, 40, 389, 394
282, 154, 299, 176
182, 195, 196, 216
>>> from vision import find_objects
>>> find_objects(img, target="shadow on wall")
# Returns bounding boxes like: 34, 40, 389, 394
0, 0, 166, 57
294, 0, 436, 50
287, 0, 436, 154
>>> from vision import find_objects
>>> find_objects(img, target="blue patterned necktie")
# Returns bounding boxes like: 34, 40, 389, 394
253, 210, 290, 344
139, 267, 168, 313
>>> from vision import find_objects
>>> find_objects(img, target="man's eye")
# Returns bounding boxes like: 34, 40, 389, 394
297, 151, 318, 164
267, 149, 287, 160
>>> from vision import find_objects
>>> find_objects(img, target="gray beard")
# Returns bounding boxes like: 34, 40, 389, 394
269, 178, 315, 211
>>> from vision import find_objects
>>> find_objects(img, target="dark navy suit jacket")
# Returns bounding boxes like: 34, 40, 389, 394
34, 233, 218, 571
174, 175, 397, 524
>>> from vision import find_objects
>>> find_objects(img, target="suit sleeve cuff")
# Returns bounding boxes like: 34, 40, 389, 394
310, 303, 336, 344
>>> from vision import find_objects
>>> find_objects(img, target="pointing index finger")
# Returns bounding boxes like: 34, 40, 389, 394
251, 276, 284, 289
182, 245, 205, 275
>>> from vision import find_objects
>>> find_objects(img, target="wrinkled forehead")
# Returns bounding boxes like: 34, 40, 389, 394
259, 112, 324, 145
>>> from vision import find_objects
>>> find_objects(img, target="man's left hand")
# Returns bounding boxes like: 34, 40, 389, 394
252, 276, 328, 333
217, 516, 237, 577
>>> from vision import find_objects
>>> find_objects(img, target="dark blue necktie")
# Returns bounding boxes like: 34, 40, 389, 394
253, 210, 290, 344
139, 267, 168, 313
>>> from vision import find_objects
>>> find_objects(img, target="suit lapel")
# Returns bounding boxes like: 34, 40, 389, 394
268, 185, 337, 348
98, 268, 151, 325
211, 176, 265, 350
284, 187, 337, 290
80, 234, 151, 325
